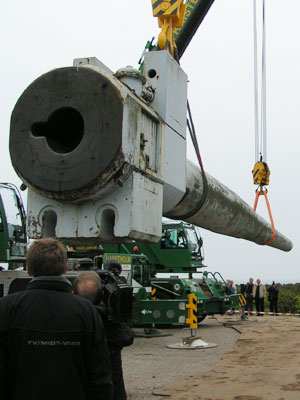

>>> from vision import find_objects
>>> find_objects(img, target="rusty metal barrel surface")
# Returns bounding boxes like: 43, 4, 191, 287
10, 66, 125, 201
166, 160, 293, 252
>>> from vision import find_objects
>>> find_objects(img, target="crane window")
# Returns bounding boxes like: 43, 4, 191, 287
161, 228, 187, 249
0, 188, 25, 241
185, 227, 200, 254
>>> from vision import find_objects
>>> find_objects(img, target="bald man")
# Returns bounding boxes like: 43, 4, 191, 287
73, 271, 134, 400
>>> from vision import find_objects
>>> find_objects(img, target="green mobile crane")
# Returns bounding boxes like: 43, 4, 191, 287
66, 221, 239, 325
101, 221, 239, 325
0, 201, 239, 326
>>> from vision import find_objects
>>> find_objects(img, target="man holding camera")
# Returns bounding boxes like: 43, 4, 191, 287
0, 238, 112, 400
73, 266, 134, 400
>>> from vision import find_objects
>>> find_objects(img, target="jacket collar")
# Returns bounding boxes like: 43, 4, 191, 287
27, 276, 72, 292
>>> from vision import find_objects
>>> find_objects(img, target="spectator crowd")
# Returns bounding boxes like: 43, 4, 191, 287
225, 277, 280, 315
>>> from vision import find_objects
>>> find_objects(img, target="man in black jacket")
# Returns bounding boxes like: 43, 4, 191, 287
0, 238, 112, 400
73, 271, 134, 400
245, 277, 254, 315
268, 281, 279, 314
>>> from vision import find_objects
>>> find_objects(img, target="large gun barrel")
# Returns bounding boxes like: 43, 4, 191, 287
167, 161, 292, 252
9, 54, 292, 251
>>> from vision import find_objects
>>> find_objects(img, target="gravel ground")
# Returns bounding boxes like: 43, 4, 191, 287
156, 315, 300, 400
122, 317, 240, 399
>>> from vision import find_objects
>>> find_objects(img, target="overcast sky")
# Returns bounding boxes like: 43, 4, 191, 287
1, 1, 299, 283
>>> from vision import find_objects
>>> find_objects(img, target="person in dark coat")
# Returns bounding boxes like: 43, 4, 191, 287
268, 281, 279, 314
0, 238, 112, 400
73, 271, 134, 400
245, 278, 254, 315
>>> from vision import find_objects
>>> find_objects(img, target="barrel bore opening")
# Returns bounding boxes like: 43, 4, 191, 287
42, 210, 57, 238
31, 107, 84, 154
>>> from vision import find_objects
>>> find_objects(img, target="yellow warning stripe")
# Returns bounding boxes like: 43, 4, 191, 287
159, 0, 179, 16
151, 287, 157, 300
153, 0, 180, 17
186, 294, 198, 329
152, 0, 163, 9
239, 294, 247, 306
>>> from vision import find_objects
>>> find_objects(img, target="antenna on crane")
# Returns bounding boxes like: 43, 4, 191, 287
251, 0, 276, 246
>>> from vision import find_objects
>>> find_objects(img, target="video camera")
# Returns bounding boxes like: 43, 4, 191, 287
97, 258, 134, 322
67, 253, 134, 322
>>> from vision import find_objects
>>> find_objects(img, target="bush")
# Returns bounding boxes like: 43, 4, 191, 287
278, 291, 300, 314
